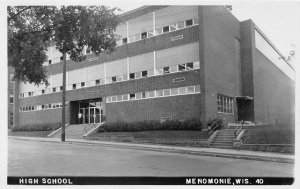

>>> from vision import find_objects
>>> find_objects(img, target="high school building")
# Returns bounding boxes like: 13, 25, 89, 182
13, 6, 295, 130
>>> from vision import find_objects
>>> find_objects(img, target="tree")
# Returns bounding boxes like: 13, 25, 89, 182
8, 6, 119, 141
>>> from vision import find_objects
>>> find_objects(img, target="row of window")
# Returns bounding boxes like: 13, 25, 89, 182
20, 61, 200, 98
118, 18, 198, 46
217, 94, 234, 114
19, 102, 65, 112
106, 85, 201, 103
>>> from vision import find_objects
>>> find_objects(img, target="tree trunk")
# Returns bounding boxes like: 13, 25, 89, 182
61, 53, 67, 141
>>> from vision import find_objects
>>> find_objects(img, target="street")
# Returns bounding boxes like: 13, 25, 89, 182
8, 138, 294, 177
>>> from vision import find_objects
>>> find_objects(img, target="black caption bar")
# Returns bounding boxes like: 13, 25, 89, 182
7, 177, 294, 185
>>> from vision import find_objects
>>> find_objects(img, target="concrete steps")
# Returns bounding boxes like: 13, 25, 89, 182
49, 124, 99, 139
210, 129, 236, 149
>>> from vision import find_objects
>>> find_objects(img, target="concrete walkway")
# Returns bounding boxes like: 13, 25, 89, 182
8, 136, 294, 164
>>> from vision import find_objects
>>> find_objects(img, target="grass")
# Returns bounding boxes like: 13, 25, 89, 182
242, 125, 295, 144
90, 130, 208, 139
8, 131, 52, 137
88, 130, 209, 147
240, 125, 295, 154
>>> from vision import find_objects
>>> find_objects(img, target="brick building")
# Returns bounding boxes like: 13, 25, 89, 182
13, 6, 295, 130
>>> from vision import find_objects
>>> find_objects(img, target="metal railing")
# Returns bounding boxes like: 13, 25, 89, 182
234, 120, 244, 137
208, 119, 220, 136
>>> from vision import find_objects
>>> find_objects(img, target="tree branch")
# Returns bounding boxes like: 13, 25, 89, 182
8, 6, 34, 22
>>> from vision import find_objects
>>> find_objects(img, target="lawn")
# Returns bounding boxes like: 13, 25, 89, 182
88, 130, 209, 146
8, 131, 52, 137
240, 125, 295, 154
242, 125, 295, 144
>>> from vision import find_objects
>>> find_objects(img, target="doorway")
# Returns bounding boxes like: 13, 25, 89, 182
78, 98, 103, 124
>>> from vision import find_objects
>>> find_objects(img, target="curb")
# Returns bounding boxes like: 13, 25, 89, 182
9, 136, 294, 164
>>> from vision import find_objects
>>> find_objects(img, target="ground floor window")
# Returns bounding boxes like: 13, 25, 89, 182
217, 94, 234, 114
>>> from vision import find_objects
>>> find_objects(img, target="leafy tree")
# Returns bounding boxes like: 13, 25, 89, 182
8, 6, 120, 141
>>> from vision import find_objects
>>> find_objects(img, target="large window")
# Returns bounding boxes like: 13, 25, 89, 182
10, 94, 14, 104
217, 94, 234, 114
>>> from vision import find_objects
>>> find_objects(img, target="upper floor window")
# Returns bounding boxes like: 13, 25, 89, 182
9, 74, 14, 83
10, 94, 14, 104
185, 19, 193, 27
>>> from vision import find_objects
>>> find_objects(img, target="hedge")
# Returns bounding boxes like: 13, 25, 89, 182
98, 118, 202, 132
12, 123, 62, 132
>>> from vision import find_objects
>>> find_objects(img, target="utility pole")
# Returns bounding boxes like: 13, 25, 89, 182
61, 52, 66, 142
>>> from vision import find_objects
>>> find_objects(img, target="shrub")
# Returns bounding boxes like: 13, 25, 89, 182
98, 118, 201, 132
12, 123, 62, 132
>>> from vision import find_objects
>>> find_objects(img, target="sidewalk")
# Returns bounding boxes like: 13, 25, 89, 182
9, 136, 294, 164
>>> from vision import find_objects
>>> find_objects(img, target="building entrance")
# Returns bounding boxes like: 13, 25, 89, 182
78, 98, 103, 124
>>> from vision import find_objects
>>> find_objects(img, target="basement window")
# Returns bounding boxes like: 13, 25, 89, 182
60, 86, 63, 91
186, 62, 194, 70
81, 82, 85, 87
142, 70, 148, 78
163, 66, 170, 74
129, 73, 135, 80
72, 84, 76, 90
129, 93, 136, 100
95, 79, 100, 85
112, 76, 117, 83
122, 38, 128, 44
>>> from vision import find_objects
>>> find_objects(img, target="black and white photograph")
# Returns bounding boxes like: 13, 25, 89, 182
1, 0, 299, 187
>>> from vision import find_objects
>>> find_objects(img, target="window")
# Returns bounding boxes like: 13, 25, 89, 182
128, 36, 135, 43
9, 74, 14, 83
42, 89, 45, 94
136, 92, 142, 100
163, 66, 170, 74
141, 92, 146, 99
141, 32, 147, 39
163, 26, 170, 33
129, 73, 135, 80
147, 91, 155, 98
81, 82, 85, 87
187, 86, 195, 94
142, 71, 148, 78
217, 94, 234, 114
106, 77, 112, 84
10, 94, 14, 104
116, 75, 123, 82
53, 87, 56, 93
134, 34, 141, 41
185, 19, 193, 27
60, 56, 64, 61
48, 104, 52, 109
156, 68, 163, 75
72, 84, 76, 90
170, 65, 178, 73
106, 97, 111, 103
135, 72, 142, 79
28, 92, 33, 97
10, 112, 13, 126
178, 87, 187, 95
129, 93, 136, 100
112, 76, 117, 83
111, 96, 117, 102
49, 60, 52, 64
42, 105, 45, 109
155, 27, 162, 35
122, 38, 127, 44
195, 85, 201, 93
122, 94, 129, 101
170, 24, 177, 31
178, 64, 186, 71
177, 21, 185, 29
156, 90, 164, 97
60, 86, 63, 91
148, 30, 154, 37
117, 95, 122, 102
171, 88, 179, 95
194, 61, 200, 69
164, 89, 171, 96
186, 62, 193, 70
95, 79, 100, 85
29, 106, 31, 111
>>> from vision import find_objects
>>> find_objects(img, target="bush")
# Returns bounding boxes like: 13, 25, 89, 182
98, 118, 202, 132
12, 123, 62, 132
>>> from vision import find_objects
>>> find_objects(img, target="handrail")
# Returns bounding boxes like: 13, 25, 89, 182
208, 119, 220, 136
234, 120, 244, 136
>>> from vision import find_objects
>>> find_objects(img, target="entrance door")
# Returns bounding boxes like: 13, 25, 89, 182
79, 108, 89, 124
89, 107, 101, 124
78, 98, 103, 124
